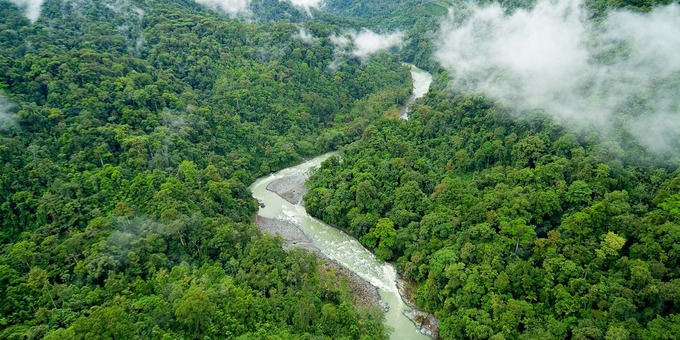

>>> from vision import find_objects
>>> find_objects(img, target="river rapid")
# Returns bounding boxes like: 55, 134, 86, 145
249, 65, 433, 339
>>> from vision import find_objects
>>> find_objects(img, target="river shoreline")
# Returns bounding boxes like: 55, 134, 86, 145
399, 64, 434, 119
265, 173, 307, 205
258, 170, 386, 311
251, 64, 436, 339
258, 171, 439, 338
397, 278, 440, 339
254, 215, 385, 311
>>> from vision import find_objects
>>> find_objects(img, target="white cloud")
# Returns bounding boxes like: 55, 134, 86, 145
283, 0, 323, 16
352, 29, 404, 59
0, 94, 17, 131
105, 0, 145, 18
435, 0, 680, 155
294, 28, 317, 43
330, 33, 351, 47
105, 0, 147, 55
9, 0, 45, 23
194, 0, 251, 17
331, 29, 405, 61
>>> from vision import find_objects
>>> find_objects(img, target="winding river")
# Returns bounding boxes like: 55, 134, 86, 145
249, 65, 432, 339
400, 64, 434, 120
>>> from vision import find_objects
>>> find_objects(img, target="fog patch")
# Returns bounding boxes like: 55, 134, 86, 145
294, 28, 317, 43
105, 0, 147, 55
330, 33, 351, 47
8, 0, 45, 23
283, 0, 322, 16
435, 0, 680, 155
194, 0, 251, 17
0, 95, 17, 131
163, 110, 188, 132
352, 29, 404, 59
331, 29, 404, 63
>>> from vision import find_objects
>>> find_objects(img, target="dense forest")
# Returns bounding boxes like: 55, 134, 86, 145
2, 0, 679, 338
306, 94, 680, 338
0, 0, 411, 338
305, 0, 680, 339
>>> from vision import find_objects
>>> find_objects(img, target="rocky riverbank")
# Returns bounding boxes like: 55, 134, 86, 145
397, 278, 440, 339
261, 172, 438, 337
254, 215, 384, 311
266, 172, 307, 204
253, 215, 318, 253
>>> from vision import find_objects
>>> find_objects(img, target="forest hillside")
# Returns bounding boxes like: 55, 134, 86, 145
305, 0, 680, 338
1, 0, 679, 339
0, 0, 411, 338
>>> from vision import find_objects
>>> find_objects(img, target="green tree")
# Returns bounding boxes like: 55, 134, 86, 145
362, 218, 397, 261
70, 306, 136, 339
174, 285, 217, 335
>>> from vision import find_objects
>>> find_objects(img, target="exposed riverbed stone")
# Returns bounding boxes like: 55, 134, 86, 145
254, 215, 312, 248
260, 171, 436, 338
320, 258, 386, 311
397, 278, 440, 339
266, 172, 307, 204
254, 215, 383, 311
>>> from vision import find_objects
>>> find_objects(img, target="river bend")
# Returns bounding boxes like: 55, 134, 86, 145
249, 64, 432, 339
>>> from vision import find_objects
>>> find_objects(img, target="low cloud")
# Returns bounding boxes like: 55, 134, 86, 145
284, 0, 323, 16
0, 95, 17, 131
331, 29, 405, 61
105, 0, 145, 18
106, 0, 147, 55
435, 0, 680, 155
294, 28, 317, 43
194, 0, 251, 17
8, 0, 45, 23
352, 29, 404, 59
330, 33, 351, 47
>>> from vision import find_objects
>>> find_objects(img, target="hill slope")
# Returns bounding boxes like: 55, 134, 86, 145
0, 0, 410, 338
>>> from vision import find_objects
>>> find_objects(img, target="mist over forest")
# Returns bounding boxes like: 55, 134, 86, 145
1, 0, 680, 339
436, 0, 680, 156
0, 94, 16, 130
7, 0, 43, 22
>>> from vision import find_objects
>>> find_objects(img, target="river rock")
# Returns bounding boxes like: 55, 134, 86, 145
397, 278, 440, 339
266, 172, 307, 204
253, 216, 319, 252
253, 215, 383, 311
319, 258, 385, 312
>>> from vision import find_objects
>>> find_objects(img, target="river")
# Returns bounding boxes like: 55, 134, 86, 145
249, 64, 433, 339
400, 64, 434, 119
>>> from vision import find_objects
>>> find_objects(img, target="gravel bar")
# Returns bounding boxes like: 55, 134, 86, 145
254, 215, 383, 311
265, 173, 307, 204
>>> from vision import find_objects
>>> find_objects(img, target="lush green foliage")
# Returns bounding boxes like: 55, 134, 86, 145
306, 0, 680, 334
4, 0, 678, 338
0, 0, 411, 338
305, 1, 680, 337
306, 83, 680, 338
324, 0, 450, 28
